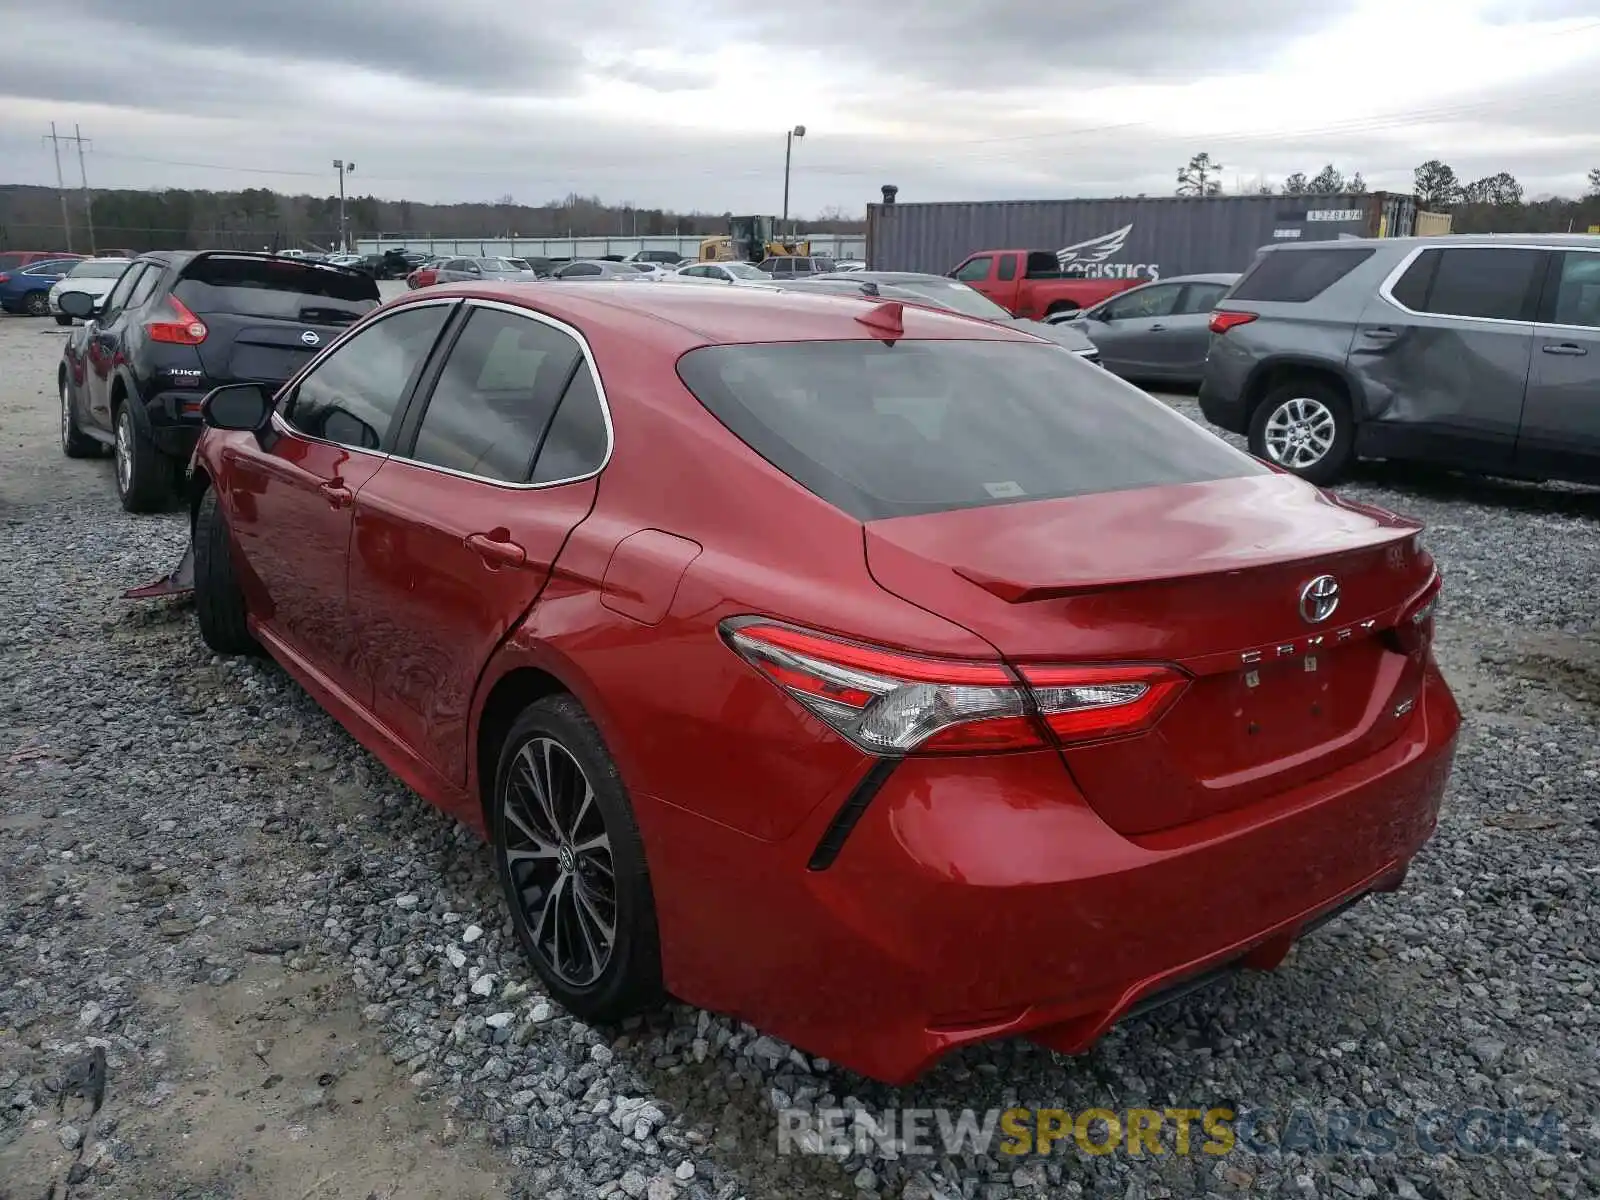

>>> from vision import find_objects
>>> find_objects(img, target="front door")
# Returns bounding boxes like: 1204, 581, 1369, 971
1517, 248, 1600, 482
1084, 281, 1185, 377
220, 301, 453, 697
348, 302, 609, 783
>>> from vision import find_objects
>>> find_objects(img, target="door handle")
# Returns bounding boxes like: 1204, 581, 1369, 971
318, 480, 353, 508
1361, 327, 1398, 340
1148, 323, 1166, 331
464, 531, 527, 568
1541, 343, 1588, 356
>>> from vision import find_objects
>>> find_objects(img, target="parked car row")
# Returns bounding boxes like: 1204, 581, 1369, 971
0, 252, 87, 316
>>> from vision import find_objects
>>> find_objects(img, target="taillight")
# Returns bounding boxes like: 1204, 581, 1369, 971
722, 619, 1186, 755
1020, 663, 1188, 742
1386, 574, 1442, 655
1209, 310, 1258, 334
147, 296, 208, 344
0, 273, 10, 285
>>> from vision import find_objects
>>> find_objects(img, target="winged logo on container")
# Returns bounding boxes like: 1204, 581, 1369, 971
1056, 223, 1133, 270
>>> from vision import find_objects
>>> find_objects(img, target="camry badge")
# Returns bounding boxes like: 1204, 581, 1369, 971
1299, 575, 1340, 624
300, 330, 320, 346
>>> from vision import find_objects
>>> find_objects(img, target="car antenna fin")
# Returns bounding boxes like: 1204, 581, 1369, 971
854, 299, 903, 341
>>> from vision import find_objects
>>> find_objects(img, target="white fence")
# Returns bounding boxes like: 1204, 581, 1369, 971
354, 233, 866, 261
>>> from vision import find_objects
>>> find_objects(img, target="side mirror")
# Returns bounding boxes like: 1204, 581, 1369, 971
57, 290, 99, 319
201, 382, 274, 433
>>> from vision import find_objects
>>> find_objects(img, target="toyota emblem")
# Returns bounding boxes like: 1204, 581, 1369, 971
1299, 575, 1340, 624
300, 330, 320, 346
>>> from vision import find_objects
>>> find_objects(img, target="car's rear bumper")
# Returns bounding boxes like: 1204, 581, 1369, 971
636, 659, 1459, 1083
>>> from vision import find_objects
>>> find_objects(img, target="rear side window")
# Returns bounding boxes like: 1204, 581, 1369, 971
531, 368, 609, 483
1391, 247, 1542, 322
1229, 247, 1375, 303
408, 309, 583, 483
677, 340, 1266, 520
174, 256, 380, 325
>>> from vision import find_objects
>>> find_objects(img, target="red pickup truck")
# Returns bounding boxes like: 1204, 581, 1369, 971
948, 250, 1141, 320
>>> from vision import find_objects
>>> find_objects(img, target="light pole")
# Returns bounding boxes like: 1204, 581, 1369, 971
333, 159, 355, 251
782, 125, 805, 236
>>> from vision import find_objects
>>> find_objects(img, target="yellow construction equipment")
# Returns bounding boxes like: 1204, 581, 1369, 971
698, 216, 809, 263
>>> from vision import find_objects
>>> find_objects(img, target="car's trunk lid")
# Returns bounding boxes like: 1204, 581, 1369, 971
864, 473, 1436, 835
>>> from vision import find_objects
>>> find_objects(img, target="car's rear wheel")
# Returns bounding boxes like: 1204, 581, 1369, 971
24, 291, 50, 317
59, 370, 100, 459
193, 488, 259, 655
492, 696, 662, 1022
114, 403, 175, 513
1249, 379, 1354, 486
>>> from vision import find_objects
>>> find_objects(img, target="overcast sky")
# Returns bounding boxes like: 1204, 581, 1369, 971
1, 0, 1598, 215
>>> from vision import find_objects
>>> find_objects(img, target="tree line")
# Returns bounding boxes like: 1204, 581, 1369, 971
1176, 153, 1600, 233
0, 185, 868, 254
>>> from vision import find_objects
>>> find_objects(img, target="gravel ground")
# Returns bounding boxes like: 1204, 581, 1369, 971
3, 304, 1598, 1200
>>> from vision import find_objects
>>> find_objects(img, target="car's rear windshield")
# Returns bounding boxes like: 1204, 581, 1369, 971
677, 339, 1266, 520
1227, 246, 1375, 303
174, 256, 380, 323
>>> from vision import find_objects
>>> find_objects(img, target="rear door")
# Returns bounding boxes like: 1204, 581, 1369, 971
346, 301, 608, 783
172, 255, 381, 390
1166, 280, 1233, 379
1516, 247, 1600, 482
1353, 244, 1542, 469
84, 262, 160, 429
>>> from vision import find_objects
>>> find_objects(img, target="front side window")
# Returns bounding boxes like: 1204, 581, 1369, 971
284, 305, 450, 449
1101, 284, 1181, 321
677, 339, 1266, 520
953, 257, 993, 282
408, 308, 582, 482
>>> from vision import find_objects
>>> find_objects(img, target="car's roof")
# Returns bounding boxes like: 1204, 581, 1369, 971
1114, 272, 1239, 286
397, 280, 1034, 352
1267, 233, 1600, 253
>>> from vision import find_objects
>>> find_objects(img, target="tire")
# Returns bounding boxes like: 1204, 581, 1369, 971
59, 370, 100, 459
24, 291, 50, 317
54, 314, 73, 327
1248, 378, 1355, 486
193, 488, 258, 655
492, 696, 662, 1023
113, 401, 175, 513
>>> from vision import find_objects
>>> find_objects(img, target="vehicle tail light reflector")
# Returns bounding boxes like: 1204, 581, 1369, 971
148, 296, 208, 344
722, 619, 1187, 756
1209, 310, 1258, 334
0, 273, 10, 285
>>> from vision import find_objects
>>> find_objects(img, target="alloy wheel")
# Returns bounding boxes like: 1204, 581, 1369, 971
1262, 397, 1337, 470
25, 292, 49, 317
114, 410, 133, 495
501, 736, 617, 987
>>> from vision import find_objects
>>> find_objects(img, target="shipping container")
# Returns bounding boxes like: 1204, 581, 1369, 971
865, 192, 1418, 278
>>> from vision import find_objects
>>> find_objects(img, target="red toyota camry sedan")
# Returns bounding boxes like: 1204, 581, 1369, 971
164, 281, 1459, 1083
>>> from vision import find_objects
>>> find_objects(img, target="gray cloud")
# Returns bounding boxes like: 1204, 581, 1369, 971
0, 0, 1596, 214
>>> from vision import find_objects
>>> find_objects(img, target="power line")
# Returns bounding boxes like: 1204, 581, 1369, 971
42, 124, 73, 253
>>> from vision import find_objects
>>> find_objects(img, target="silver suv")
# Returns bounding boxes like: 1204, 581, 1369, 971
1199, 234, 1600, 485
